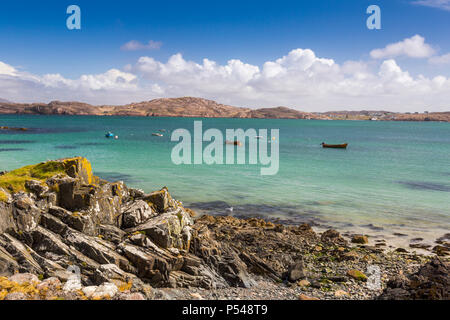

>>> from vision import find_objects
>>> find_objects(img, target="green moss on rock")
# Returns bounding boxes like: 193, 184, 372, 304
0, 157, 96, 194
347, 269, 367, 282
0, 189, 9, 202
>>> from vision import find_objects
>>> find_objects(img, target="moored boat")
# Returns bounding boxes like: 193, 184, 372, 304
321, 142, 348, 149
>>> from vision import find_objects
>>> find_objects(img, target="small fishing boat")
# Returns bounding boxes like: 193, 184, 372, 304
105, 132, 114, 138
321, 142, 348, 149
152, 133, 163, 137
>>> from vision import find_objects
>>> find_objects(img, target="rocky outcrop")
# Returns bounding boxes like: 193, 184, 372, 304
379, 258, 449, 300
0, 157, 448, 300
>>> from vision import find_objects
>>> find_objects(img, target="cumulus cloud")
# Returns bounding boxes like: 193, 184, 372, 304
429, 53, 450, 64
370, 35, 435, 59
1, 47, 450, 111
121, 40, 162, 51
412, 0, 450, 11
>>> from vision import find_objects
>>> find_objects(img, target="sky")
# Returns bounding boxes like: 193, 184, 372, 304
0, 0, 450, 111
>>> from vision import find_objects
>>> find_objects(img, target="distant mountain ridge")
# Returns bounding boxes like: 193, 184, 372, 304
0, 97, 317, 119
0, 97, 448, 121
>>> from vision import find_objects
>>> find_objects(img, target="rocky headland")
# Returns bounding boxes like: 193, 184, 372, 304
1, 97, 449, 121
0, 157, 448, 300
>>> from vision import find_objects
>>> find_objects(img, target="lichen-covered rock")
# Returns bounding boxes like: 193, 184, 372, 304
143, 187, 178, 213
25, 180, 49, 197
0, 196, 14, 234
121, 200, 156, 228
0, 187, 12, 203
0, 245, 19, 276
127, 208, 193, 250
0, 157, 96, 194
98, 224, 125, 244
347, 269, 367, 282
11, 192, 41, 233
0, 233, 43, 275
48, 206, 96, 236
64, 229, 130, 271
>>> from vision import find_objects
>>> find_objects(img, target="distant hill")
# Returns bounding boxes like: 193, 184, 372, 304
0, 97, 448, 121
0, 98, 11, 103
0, 97, 318, 119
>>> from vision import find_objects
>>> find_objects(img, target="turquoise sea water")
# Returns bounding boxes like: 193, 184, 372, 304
1, 115, 449, 244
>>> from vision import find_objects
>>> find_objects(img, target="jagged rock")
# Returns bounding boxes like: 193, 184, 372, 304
129, 233, 153, 248
3, 157, 448, 300
15, 224, 99, 279
27, 250, 67, 280
39, 213, 68, 235
0, 233, 43, 274
129, 188, 145, 199
12, 193, 41, 233
118, 243, 174, 285
92, 264, 137, 286
0, 245, 19, 276
121, 200, 156, 228
98, 224, 125, 244
48, 206, 96, 235
217, 254, 257, 288
128, 208, 193, 250
379, 258, 449, 300
143, 187, 178, 213
52, 178, 124, 226
64, 229, 131, 271
0, 194, 14, 234
25, 180, 49, 197
23, 225, 73, 257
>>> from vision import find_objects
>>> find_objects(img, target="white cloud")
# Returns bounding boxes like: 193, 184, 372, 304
121, 40, 162, 51
429, 53, 450, 64
370, 35, 435, 59
1, 47, 450, 112
412, 0, 450, 11
0, 61, 18, 76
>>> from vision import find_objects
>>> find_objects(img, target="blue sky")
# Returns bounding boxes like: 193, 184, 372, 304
0, 0, 450, 111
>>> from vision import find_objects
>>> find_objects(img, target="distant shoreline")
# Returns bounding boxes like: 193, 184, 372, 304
1, 97, 449, 122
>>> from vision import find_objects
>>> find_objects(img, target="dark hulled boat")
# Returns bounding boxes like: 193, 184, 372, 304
321, 142, 348, 149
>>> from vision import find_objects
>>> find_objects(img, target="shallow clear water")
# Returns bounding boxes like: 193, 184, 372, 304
1, 115, 449, 243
